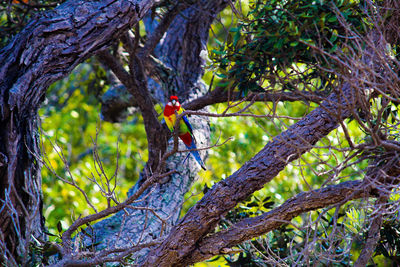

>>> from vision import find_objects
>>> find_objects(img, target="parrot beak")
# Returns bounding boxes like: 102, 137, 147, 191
171, 99, 177, 106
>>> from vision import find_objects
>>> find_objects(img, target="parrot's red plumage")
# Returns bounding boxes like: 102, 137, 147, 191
163, 96, 206, 170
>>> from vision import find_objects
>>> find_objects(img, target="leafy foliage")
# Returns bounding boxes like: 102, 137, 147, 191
210, 0, 368, 95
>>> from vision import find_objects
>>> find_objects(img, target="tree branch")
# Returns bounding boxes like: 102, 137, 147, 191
97, 50, 133, 88
127, 54, 169, 171
354, 195, 387, 267
184, 88, 325, 111
182, 180, 374, 265
97, 48, 168, 172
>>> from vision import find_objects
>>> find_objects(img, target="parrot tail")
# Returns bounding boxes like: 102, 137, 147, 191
186, 140, 207, 170
190, 150, 207, 170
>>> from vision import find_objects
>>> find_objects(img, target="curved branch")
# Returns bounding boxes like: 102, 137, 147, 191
128, 54, 168, 170
182, 180, 374, 265
97, 45, 168, 172
354, 196, 386, 267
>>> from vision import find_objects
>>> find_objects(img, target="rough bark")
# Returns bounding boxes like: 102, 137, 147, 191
182, 180, 374, 265
0, 0, 155, 262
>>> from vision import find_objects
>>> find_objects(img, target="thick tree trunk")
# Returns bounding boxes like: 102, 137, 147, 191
0, 0, 228, 264
0, 110, 44, 265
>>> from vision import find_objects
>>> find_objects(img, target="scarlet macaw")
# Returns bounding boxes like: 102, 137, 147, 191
163, 95, 206, 170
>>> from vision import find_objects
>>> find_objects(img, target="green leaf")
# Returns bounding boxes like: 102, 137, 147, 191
330, 29, 338, 43
44, 231, 57, 237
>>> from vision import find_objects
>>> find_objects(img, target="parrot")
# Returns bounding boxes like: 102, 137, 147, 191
163, 95, 206, 170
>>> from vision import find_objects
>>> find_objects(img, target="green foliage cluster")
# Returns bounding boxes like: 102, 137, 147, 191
210, 0, 368, 95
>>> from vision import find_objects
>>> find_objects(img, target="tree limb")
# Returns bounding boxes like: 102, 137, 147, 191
182, 180, 374, 265
97, 49, 168, 171
184, 88, 325, 111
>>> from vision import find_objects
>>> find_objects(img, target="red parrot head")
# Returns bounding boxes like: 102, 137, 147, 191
169, 95, 179, 106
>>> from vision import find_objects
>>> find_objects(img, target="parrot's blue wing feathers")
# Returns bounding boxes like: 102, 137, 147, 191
190, 150, 206, 170
182, 115, 194, 135
185, 138, 206, 170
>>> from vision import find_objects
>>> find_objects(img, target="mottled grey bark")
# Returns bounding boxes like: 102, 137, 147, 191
0, 0, 154, 263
